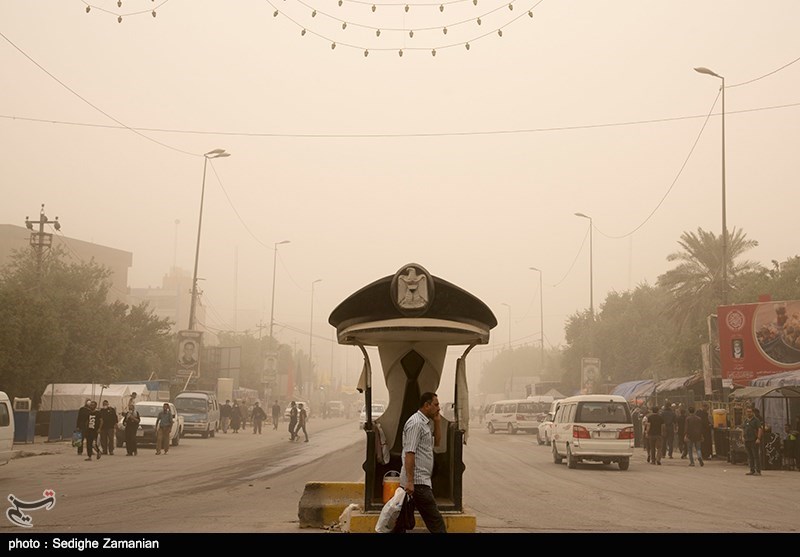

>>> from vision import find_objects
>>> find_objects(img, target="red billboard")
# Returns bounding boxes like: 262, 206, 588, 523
718, 300, 800, 385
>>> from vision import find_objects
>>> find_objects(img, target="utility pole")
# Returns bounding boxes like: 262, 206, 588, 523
25, 204, 61, 268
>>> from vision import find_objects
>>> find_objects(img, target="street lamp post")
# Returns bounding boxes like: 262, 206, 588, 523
694, 66, 728, 305
268, 240, 291, 344
188, 149, 230, 330
501, 302, 512, 397
574, 212, 594, 320
575, 212, 594, 357
308, 279, 322, 396
529, 267, 545, 374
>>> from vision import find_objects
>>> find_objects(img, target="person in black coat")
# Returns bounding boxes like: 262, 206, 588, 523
75, 399, 91, 456
123, 403, 140, 456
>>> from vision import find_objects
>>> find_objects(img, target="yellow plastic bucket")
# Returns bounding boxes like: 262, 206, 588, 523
382, 470, 401, 504
713, 408, 728, 428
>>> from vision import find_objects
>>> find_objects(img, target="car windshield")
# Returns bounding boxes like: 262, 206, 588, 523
136, 404, 164, 417
576, 402, 630, 424
175, 398, 208, 413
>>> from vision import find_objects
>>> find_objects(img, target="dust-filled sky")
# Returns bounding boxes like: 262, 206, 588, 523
2, 1, 799, 396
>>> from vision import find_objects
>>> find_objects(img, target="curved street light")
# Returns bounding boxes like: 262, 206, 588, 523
188, 149, 230, 330
694, 66, 728, 305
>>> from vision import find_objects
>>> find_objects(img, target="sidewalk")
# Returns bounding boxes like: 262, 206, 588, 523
11, 436, 73, 460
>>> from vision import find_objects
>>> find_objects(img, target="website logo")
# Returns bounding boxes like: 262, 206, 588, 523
6, 490, 56, 528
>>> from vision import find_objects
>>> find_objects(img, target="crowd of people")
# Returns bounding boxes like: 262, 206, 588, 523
630, 399, 800, 474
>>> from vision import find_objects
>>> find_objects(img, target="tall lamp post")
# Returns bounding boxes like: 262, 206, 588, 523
575, 212, 594, 356
188, 149, 230, 330
529, 267, 545, 374
308, 278, 322, 396
268, 240, 291, 344
501, 302, 512, 397
694, 66, 728, 305
574, 213, 594, 320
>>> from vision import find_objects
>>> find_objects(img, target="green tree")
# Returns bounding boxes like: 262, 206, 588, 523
657, 227, 761, 331
0, 248, 173, 405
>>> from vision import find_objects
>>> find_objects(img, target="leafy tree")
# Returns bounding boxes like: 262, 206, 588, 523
0, 248, 173, 405
657, 227, 761, 331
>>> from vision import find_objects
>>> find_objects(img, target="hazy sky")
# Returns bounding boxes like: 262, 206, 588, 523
2, 1, 799, 395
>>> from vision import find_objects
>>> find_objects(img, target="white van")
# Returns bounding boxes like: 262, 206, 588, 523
551, 394, 634, 470
485, 399, 544, 435
175, 391, 220, 438
0, 392, 15, 466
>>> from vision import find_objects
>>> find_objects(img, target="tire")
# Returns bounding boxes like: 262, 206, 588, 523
171, 433, 179, 446
210, 428, 215, 438
567, 445, 577, 469
552, 442, 562, 464
488, 423, 495, 434
602, 459, 611, 465
619, 457, 630, 471
201, 429, 209, 439
537, 434, 544, 446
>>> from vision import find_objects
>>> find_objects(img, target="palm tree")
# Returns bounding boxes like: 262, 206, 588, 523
657, 227, 760, 331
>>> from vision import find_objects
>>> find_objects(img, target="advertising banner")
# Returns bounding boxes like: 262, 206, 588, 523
718, 300, 800, 385
581, 357, 601, 394
176, 330, 203, 378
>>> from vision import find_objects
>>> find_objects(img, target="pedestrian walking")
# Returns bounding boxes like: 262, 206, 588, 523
98, 400, 118, 455
271, 400, 282, 430
84, 401, 103, 461
220, 400, 232, 433
231, 401, 242, 433
155, 403, 174, 455
123, 403, 140, 456
294, 402, 309, 442
251, 402, 267, 434
394, 392, 446, 533
684, 406, 704, 467
743, 406, 763, 476
288, 401, 298, 441
645, 406, 664, 466
76, 399, 91, 456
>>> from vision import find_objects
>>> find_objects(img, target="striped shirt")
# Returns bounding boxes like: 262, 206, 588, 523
399, 410, 434, 487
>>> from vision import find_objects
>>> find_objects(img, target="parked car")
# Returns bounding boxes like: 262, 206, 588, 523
536, 401, 562, 446
358, 403, 386, 430
326, 401, 345, 418
0, 391, 15, 466
116, 402, 183, 448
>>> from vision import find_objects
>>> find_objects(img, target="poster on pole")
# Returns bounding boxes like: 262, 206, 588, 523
177, 330, 202, 378
581, 357, 601, 394
262, 352, 277, 384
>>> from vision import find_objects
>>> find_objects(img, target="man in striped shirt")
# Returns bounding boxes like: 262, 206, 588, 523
396, 392, 447, 533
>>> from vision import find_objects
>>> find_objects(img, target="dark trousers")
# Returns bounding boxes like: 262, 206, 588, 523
272, 415, 280, 430
648, 435, 663, 464
395, 485, 446, 533
253, 419, 263, 434
662, 430, 674, 457
125, 427, 138, 455
288, 421, 297, 439
100, 429, 115, 454
745, 440, 761, 473
85, 430, 99, 457
294, 423, 308, 441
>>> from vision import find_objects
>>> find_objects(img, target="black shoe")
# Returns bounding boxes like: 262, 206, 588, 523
699, 459, 704, 467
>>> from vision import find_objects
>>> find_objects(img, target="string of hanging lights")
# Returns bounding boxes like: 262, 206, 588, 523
80, 0, 171, 22
268, 0, 542, 56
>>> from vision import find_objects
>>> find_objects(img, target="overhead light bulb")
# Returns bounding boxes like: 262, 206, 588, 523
477, 17, 481, 25
465, 43, 470, 50
498, 29, 503, 36
431, 49, 436, 56
404, 4, 409, 12
409, 30, 414, 38
273, 10, 278, 16
331, 42, 336, 49
364, 49, 369, 57
312, 9, 317, 16
372, 4, 376, 11
508, 3, 513, 9
301, 28, 306, 35
152, 10, 156, 17
528, 10, 533, 17
118, 15, 122, 23
85, 5, 91, 13
376, 29, 381, 36
342, 22, 347, 29
439, 4, 444, 11
398, 49, 403, 57
443, 27, 447, 34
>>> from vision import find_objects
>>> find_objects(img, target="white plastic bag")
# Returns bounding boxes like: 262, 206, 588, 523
337, 503, 359, 533
375, 487, 405, 533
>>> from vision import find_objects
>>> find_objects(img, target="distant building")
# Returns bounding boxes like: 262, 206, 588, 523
0, 223, 132, 304
129, 267, 196, 332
